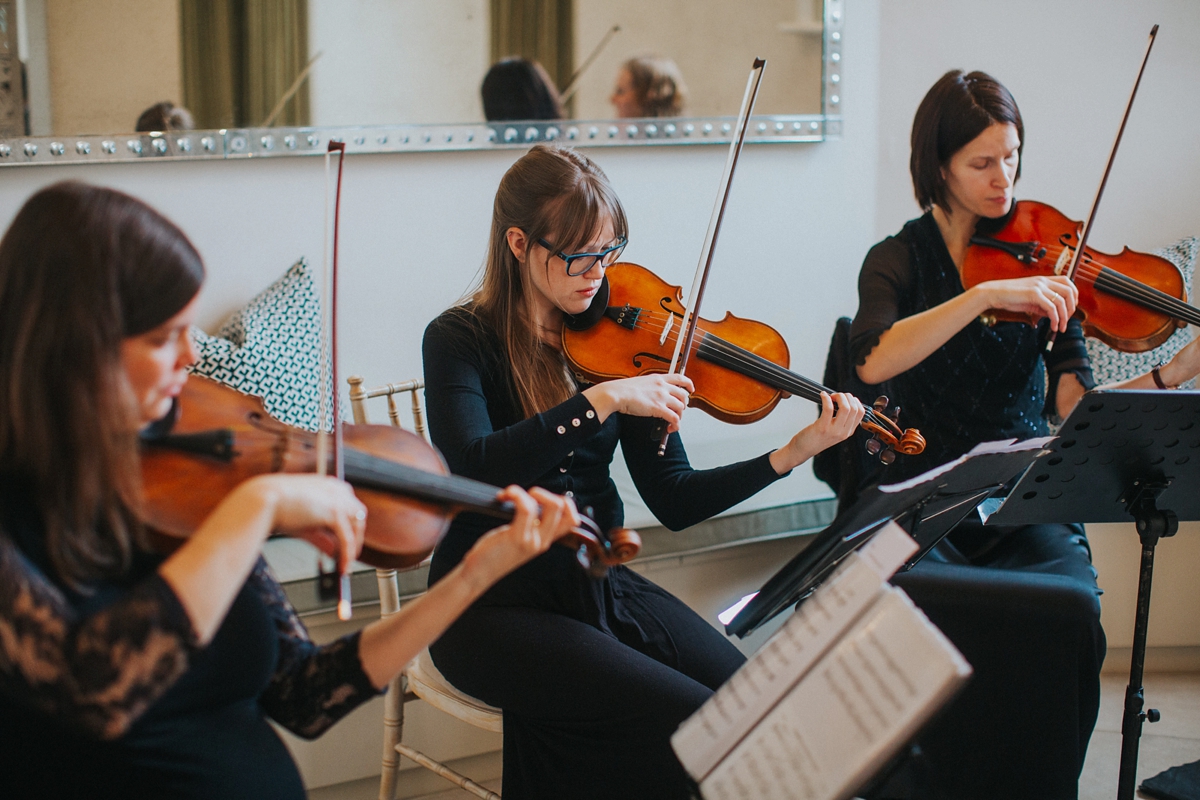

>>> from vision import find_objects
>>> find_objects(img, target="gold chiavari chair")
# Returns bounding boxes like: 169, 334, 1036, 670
347, 376, 503, 800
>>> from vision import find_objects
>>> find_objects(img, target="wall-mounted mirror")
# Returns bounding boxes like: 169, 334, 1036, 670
9, 0, 832, 140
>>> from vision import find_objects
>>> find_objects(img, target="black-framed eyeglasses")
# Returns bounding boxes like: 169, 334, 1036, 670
537, 236, 627, 276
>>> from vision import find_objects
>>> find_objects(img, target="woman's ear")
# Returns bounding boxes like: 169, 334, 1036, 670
506, 227, 529, 263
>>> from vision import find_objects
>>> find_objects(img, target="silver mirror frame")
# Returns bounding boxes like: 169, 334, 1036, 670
0, 0, 842, 168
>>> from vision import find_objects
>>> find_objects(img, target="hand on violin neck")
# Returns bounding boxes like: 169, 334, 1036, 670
770, 391, 866, 475
582, 373, 694, 431
462, 486, 581, 586
1164, 339, 1200, 388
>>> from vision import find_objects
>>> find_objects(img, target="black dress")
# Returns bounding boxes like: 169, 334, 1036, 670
422, 307, 788, 800
0, 479, 380, 800
849, 213, 1106, 800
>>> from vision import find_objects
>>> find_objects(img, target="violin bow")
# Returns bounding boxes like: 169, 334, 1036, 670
320, 139, 352, 619
559, 25, 621, 105
656, 58, 766, 455
1050, 24, 1159, 352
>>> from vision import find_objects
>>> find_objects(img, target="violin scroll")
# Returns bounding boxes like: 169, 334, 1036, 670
562, 513, 642, 578
861, 395, 926, 464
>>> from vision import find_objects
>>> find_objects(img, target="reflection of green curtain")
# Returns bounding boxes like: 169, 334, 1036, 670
490, 0, 574, 94
180, 0, 309, 128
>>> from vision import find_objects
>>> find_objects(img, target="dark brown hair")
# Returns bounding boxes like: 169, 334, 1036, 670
0, 182, 204, 587
481, 58, 564, 122
622, 56, 687, 117
135, 101, 194, 133
910, 70, 1024, 212
468, 145, 627, 418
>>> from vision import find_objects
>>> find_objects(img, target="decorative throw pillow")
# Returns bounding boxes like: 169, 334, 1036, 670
1085, 237, 1198, 388
190, 257, 333, 431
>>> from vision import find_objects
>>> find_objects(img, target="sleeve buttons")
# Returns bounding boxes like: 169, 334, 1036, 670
585, 410, 595, 419
571, 418, 581, 427
556, 425, 566, 434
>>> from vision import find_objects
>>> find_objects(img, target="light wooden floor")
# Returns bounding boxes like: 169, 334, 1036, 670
312, 672, 1200, 800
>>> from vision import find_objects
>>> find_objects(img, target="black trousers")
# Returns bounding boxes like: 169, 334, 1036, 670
888, 519, 1106, 800
429, 567, 745, 800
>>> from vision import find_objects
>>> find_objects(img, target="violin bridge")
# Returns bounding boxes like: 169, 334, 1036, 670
659, 312, 674, 346
1055, 245, 1073, 276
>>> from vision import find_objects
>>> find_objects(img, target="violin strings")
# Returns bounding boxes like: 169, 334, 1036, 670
976, 241, 1199, 327
1009, 242, 1200, 324
604, 309, 898, 432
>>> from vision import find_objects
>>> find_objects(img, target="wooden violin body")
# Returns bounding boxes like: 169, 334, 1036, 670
141, 376, 641, 575
964, 200, 1193, 352
561, 263, 925, 461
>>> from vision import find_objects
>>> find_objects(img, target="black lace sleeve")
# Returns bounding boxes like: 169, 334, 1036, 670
251, 559, 382, 740
0, 530, 200, 740
849, 235, 913, 367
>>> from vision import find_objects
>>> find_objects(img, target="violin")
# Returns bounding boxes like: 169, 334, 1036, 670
139, 375, 641, 578
963, 200, 1193, 353
560, 262, 926, 463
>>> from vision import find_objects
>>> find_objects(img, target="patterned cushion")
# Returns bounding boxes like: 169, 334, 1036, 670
1085, 237, 1199, 388
190, 258, 332, 431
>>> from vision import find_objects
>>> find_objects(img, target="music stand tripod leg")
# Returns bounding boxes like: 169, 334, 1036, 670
1117, 484, 1177, 800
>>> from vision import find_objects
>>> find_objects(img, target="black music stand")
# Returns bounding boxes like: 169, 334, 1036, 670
986, 389, 1200, 800
725, 438, 1049, 639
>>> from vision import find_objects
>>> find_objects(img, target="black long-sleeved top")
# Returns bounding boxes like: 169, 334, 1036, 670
849, 212, 1095, 482
0, 478, 379, 800
422, 307, 785, 609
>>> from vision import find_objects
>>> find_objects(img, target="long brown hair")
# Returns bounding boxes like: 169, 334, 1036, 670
467, 145, 627, 417
0, 182, 204, 588
910, 70, 1024, 213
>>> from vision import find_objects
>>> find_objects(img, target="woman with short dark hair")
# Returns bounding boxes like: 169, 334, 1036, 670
0, 181, 580, 799
849, 70, 1200, 798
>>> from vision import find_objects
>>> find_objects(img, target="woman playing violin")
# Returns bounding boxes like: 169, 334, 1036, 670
421, 143, 865, 800
0, 181, 581, 800
849, 70, 1200, 799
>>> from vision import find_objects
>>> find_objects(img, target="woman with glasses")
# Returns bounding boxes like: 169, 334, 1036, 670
421, 144, 865, 800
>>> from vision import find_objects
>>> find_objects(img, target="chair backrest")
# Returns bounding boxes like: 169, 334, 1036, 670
813, 317, 896, 512
347, 375, 428, 441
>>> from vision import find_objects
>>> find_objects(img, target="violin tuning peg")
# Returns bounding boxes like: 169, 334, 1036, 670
888, 405, 901, 424
880, 449, 896, 466
865, 437, 883, 456
872, 395, 890, 414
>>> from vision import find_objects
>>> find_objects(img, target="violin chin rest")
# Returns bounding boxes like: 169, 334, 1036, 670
562, 275, 611, 332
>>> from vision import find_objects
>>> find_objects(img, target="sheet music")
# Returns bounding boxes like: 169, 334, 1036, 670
673, 523, 916, 781
698, 588, 972, 800
879, 437, 1050, 494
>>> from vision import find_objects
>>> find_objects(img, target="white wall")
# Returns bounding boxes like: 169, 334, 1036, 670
874, 0, 1200, 248
307, 0, 488, 126
572, 0, 823, 119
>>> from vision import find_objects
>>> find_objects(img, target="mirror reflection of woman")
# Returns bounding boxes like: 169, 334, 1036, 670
610, 55, 687, 118
422, 144, 864, 799
0, 182, 581, 800
849, 70, 1200, 799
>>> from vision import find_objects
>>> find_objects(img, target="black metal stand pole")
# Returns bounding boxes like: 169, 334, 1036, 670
1117, 488, 1176, 800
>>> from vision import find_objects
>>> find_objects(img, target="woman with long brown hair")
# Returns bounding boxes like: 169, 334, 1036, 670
421, 144, 865, 799
0, 181, 580, 799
